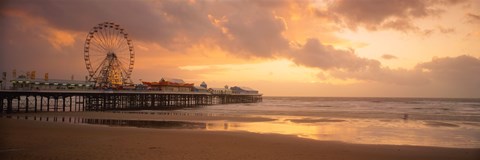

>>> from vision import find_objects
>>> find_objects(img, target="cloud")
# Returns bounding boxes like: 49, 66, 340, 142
437, 26, 455, 34
288, 38, 479, 88
417, 55, 480, 87
0, 0, 293, 58
331, 67, 430, 86
287, 38, 428, 85
288, 38, 380, 71
208, 1, 290, 57
317, 0, 467, 32
467, 13, 480, 23
285, 39, 427, 85
0, 13, 86, 78
381, 54, 398, 60
337, 54, 480, 89
1, 0, 221, 51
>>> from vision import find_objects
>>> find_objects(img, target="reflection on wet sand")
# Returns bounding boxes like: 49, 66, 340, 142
1, 115, 206, 130
424, 121, 460, 127
2, 113, 480, 148
205, 117, 480, 148
84, 119, 207, 129
287, 118, 346, 123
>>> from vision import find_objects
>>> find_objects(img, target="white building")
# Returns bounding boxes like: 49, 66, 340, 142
208, 86, 232, 95
230, 86, 259, 94
10, 76, 94, 90
193, 86, 208, 92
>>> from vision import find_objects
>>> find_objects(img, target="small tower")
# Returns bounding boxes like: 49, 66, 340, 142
224, 85, 229, 89
200, 81, 207, 88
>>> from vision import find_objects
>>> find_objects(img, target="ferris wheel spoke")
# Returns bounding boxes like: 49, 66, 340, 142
90, 41, 109, 53
91, 37, 109, 51
115, 33, 127, 49
100, 24, 110, 49
117, 51, 130, 57
116, 39, 129, 52
89, 56, 105, 66
112, 32, 122, 50
89, 53, 106, 60
116, 54, 128, 63
89, 55, 105, 62
111, 28, 119, 49
114, 32, 126, 50
116, 43, 130, 53
109, 26, 117, 49
115, 59, 130, 77
93, 27, 107, 48
90, 42, 105, 53
105, 27, 113, 49
116, 55, 130, 64
91, 57, 107, 76
98, 28, 110, 50
117, 55, 132, 66
117, 58, 130, 68
90, 47, 106, 55
115, 47, 129, 56
116, 52, 130, 60
89, 56, 105, 65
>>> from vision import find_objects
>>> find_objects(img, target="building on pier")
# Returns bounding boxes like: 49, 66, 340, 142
142, 78, 194, 92
193, 86, 208, 93
10, 75, 94, 90
192, 81, 208, 93
208, 86, 233, 95
230, 86, 259, 94
200, 81, 207, 88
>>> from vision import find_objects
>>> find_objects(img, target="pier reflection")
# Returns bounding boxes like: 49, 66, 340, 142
1, 115, 207, 130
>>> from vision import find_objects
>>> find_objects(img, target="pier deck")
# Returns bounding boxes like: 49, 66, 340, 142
0, 90, 262, 113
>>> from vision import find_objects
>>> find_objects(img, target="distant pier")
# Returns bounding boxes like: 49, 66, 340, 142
0, 90, 262, 113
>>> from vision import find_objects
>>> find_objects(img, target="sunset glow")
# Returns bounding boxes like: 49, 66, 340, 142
1, 0, 479, 97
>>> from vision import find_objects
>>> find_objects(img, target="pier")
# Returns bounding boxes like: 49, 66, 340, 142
0, 90, 262, 113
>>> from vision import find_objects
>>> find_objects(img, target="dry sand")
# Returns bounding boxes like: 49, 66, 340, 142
0, 112, 479, 160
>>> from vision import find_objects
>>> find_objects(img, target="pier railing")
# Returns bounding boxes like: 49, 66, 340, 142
0, 90, 262, 113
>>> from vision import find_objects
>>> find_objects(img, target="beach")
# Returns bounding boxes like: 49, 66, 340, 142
1, 111, 479, 160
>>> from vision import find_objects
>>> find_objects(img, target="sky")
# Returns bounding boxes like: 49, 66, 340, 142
0, 0, 479, 98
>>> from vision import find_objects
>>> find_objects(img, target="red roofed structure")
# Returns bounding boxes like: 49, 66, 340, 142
142, 78, 194, 92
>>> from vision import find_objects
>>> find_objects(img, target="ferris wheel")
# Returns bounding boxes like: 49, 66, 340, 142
84, 22, 134, 86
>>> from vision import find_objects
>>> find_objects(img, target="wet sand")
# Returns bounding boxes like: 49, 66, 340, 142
8, 111, 275, 122
287, 118, 346, 123
1, 112, 479, 160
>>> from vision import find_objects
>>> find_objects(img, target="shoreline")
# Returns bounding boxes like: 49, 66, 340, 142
1, 112, 479, 160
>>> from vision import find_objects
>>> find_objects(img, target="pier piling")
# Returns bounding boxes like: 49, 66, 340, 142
0, 90, 262, 113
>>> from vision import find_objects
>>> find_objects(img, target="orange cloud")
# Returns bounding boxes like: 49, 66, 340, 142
43, 28, 76, 50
